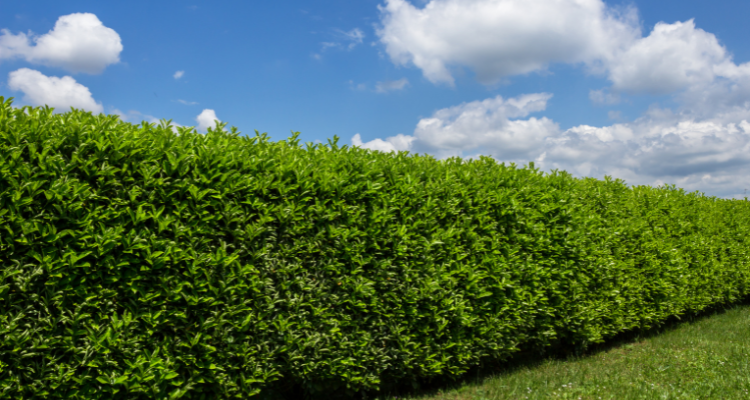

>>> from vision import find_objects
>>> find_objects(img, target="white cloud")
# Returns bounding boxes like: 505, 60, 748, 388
196, 109, 222, 132
352, 93, 559, 159
602, 19, 750, 124
375, 78, 409, 93
673, 62, 750, 120
8, 68, 103, 113
177, 99, 198, 105
355, 93, 750, 197
539, 115, 750, 197
174, 70, 185, 79
375, 0, 750, 104
376, 0, 640, 86
370, 1, 750, 197
0, 13, 122, 74
352, 133, 415, 152
409, 93, 559, 159
607, 19, 732, 95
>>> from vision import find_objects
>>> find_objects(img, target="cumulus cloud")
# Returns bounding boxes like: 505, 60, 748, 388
352, 133, 415, 152
375, 78, 409, 93
353, 93, 750, 197
674, 61, 750, 120
371, 1, 750, 197
376, 0, 640, 86
0, 13, 122, 74
196, 109, 222, 132
375, 0, 750, 102
408, 93, 559, 159
352, 93, 559, 159
174, 70, 185, 79
8, 68, 103, 113
539, 114, 750, 197
608, 19, 733, 95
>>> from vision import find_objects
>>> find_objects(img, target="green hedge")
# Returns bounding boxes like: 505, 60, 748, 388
1, 97, 749, 398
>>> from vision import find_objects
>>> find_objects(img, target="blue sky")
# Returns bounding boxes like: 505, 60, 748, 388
2, 1, 750, 198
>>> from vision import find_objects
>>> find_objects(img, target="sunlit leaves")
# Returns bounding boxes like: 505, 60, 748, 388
1, 97, 749, 398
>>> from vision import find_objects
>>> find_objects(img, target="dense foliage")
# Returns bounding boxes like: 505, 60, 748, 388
1, 97, 749, 399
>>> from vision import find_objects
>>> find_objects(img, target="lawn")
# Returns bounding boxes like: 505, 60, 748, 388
375, 302, 750, 400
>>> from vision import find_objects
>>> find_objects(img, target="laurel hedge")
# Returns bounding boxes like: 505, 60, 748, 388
1, 97, 749, 399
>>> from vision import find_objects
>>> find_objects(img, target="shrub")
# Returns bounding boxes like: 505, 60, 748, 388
1, 97, 749, 398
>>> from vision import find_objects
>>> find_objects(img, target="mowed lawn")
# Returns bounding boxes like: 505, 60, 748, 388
375, 302, 750, 400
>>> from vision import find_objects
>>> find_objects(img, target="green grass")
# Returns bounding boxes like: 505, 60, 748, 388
374, 302, 750, 400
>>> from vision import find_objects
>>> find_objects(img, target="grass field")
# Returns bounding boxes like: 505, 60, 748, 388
374, 301, 750, 400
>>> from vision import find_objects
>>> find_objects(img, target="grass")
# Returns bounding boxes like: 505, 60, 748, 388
372, 301, 750, 400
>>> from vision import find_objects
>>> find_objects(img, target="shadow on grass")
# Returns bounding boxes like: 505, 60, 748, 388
377, 296, 750, 400
260, 296, 750, 400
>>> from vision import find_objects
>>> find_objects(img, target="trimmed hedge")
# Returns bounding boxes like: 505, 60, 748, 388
1, 97, 749, 398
